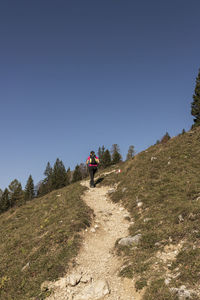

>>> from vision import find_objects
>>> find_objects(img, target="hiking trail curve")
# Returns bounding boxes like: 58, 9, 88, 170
45, 173, 143, 300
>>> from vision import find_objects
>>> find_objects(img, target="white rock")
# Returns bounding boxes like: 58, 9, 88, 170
90, 228, 96, 233
164, 278, 171, 285
73, 279, 110, 300
118, 234, 142, 246
137, 202, 143, 207
151, 156, 157, 161
54, 277, 67, 289
21, 262, 30, 271
41, 280, 54, 291
80, 274, 92, 283
66, 273, 82, 286
170, 285, 197, 299
107, 188, 115, 194
119, 207, 124, 211
178, 214, 184, 222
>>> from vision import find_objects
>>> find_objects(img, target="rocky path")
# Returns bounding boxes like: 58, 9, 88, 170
45, 175, 143, 300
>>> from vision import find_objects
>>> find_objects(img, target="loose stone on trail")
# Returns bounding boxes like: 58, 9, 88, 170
44, 175, 142, 300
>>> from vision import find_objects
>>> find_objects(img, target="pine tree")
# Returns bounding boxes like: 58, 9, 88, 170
111, 144, 122, 164
9, 179, 24, 207
79, 163, 88, 179
182, 129, 186, 135
66, 167, 71, 185
126, 145, 135, 160
97, 147, 102, 160
101, 149, 112, 168
24, 175, 35, 201
0, 188, 10, 213
160, 132, 171, 144
191, 69, 200, 127
43, 162, 53, 192
72, 165, 82, 182
37, 182, 48, 197
52, 158, 67, 189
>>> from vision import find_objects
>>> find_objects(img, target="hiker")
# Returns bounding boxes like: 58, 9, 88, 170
86, 151, 99, 187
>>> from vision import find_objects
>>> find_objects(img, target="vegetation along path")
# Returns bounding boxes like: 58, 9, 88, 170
45, 173, 143, 300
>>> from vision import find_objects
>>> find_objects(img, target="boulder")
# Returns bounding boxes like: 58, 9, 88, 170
66, 273, 82, 286
118, 234, 142, 246
170, 285, 197, 299
73, 279, 110, 300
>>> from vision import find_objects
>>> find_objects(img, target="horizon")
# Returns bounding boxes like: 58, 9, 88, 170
0, 0, 199, 190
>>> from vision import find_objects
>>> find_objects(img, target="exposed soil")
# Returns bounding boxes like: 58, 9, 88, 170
46, 174, 143, 299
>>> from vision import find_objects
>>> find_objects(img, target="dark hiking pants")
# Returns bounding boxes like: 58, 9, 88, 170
88, 166, 97, 187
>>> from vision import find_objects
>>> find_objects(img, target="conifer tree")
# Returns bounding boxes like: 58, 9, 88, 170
98, 146, 105, 160
111, 144, 122, 164
79, 163, 88, 179
52, 158, 67, 189
24, 175, 34, 201
37, 182, 47, 197
9, 179, 24, 207
0, 188, 10, 213
126, 145, 135, 160
66, 167, 71, 185
72, 165, 82, 182
160, 132, 171, 144
191, 69, 200, 127
101, 149, 112, 168
43, 162, 53, 192
97, 147, 102, 160
182, 129, 186, 134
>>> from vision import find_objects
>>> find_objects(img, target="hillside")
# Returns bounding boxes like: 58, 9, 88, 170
100, 126, 200, 299
0, 127, 200, 300
0, 183, 93, 300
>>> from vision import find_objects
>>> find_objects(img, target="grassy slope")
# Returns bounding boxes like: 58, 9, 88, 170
0, 183, 92, 300
101, 127, 200, 299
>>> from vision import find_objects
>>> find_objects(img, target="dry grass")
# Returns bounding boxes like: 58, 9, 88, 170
0, 183, 93, 300
101, 127, 200, 299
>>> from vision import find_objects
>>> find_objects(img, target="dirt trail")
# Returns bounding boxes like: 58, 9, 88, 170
46, 175, 143, 300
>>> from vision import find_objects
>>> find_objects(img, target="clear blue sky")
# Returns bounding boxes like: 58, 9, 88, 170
0, 0, 199, 190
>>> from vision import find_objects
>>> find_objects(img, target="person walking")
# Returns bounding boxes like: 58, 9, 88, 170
86, 151, 99, 187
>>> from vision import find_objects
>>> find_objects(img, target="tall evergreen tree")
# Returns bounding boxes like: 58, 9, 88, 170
101, 149, 112, 168
66, 167, 71, 185
97, 147, 102, 160
37, 182, 48, 197
0, 188, 10, 213
9, 179, 24, 207
79, 163, 88, 179
111, 144, 122, 164
24, 175, 35, 201
126, 145, 135, 160
52, 158, 67, 189
101, 145, 105, 156
191, 69, 200, 127
43, 162, 53, 192
72, 165, 82, 182
182, 128, 186, 135
160, 132, 171, 144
